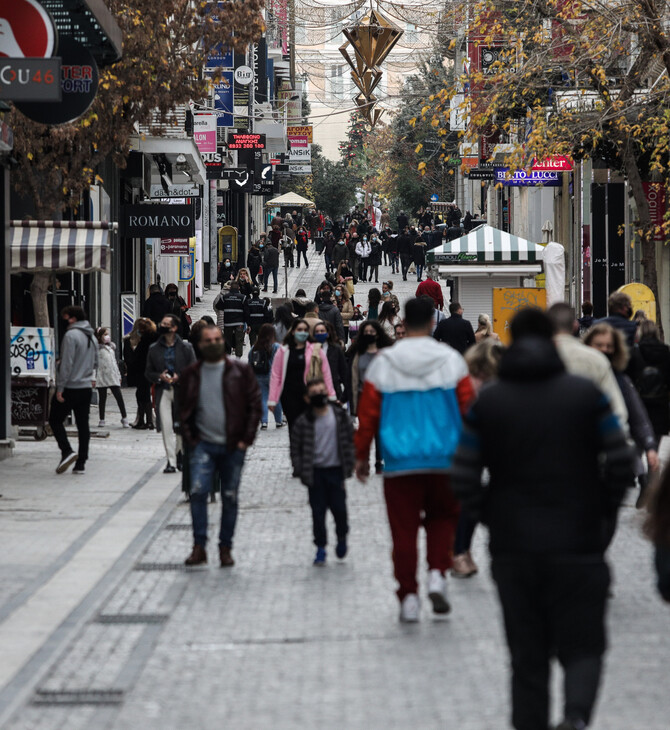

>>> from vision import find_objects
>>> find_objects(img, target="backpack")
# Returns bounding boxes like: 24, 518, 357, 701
250, 347, 270, 375
637, 365, 667, 401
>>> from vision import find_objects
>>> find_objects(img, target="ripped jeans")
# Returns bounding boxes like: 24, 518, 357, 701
189, 441, 246, 548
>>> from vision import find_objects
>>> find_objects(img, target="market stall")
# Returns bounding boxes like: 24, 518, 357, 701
429, 224, 558, 329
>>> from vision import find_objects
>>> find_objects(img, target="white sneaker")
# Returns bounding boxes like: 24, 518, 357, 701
428, 569, 451, 614
121, 418, 130, 428
98, 420, 105, 428
399, 593, 420, 623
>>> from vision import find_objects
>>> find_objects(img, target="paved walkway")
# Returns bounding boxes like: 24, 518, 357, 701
0, 247, 669, 729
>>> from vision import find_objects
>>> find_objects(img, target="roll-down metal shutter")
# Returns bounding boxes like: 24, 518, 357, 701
457, 276, 520, 329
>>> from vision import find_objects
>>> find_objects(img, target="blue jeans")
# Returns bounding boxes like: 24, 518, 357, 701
416, 264, 423, 280
189, 441, 246, 547
263, 267, 278, 291
256, 373, 283, 425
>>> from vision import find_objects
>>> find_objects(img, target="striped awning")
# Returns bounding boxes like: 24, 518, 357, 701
439, 225, 545, 263
10, 221, 116, 274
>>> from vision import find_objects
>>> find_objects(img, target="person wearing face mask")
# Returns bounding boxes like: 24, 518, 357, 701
381, 281, 400, 314
145, 314, 196, 473
95, 327, 129, 428
334, 284, 354, 343
246, 243, 263, 285
332, 237, 348, 270
268, 319, 336, 432
49, 306, 98, 475
281, 223, 296, 268
368, 233, 382, 283
548, 303, 628, 433
355, 235, 371, 282
290, 377, 355, 566
584, 323, 659, 508
217, 257, 237, 284
164, 283, 191, 338
179, 324, 262, 567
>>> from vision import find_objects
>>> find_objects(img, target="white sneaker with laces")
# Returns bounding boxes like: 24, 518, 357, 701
121, 418, 130, 428
98, 419, 105, 428
428, 569, 451, 614
399, 593, 420, 623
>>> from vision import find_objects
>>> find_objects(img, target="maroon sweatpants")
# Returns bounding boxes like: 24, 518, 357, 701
383, 474, 460, 601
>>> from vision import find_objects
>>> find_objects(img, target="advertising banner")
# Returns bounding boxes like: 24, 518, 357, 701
193, 113, 217, 153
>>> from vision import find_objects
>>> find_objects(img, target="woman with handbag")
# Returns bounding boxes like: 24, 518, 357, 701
268, 319, 336, 432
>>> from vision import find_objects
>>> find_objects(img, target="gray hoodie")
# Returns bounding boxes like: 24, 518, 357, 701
57, 320, 98, 392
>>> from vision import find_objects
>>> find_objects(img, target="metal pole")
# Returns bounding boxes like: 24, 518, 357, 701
0, 165, 10, 445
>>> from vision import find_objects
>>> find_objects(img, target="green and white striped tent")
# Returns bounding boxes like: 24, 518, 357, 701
439, 225, 545, 263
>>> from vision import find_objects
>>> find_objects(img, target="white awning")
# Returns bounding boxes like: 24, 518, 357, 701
437, 225, 546, 263
10, 221, 115, 274
265, 192, 315, 208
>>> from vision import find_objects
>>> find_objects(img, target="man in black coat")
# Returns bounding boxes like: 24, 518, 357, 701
451, 308, 635, 730
396, 227, 412, 280
433, 302, 476, 353
142, 284, 171, 325
262, 241, 280, 293
396, 211, 409, 232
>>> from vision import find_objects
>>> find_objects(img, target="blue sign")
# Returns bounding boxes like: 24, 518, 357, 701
213, 70, 234, 127
494, 168, 561, 187
207, 46, 234, 69
430, 193, 439, 202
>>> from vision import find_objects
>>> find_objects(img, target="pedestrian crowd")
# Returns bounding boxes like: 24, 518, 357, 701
46, 204, 670, 730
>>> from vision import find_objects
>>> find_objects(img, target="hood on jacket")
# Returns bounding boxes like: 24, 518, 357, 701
639, 338, 669, 366
388, 336, 463, 378
499, 337, 565, 381
68, 320, 96, 341
318, 301, 336, 313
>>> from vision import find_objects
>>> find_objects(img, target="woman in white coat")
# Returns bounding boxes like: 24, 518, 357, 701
355, 236, 371, 282
96, 327, 129, 428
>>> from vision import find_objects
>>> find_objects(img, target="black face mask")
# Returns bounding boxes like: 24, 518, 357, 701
360, 333, 377, 348
167, 292, 177, 298
309, 393, 329, 408
158, 326, 172, 335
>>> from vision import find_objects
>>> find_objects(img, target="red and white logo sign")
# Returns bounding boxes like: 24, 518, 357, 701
532, 155, 573, 172
0, 0, 57, 59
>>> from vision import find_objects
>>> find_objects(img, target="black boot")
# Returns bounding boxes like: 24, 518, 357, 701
145, 402, 155, 430
131, 407, 146, 429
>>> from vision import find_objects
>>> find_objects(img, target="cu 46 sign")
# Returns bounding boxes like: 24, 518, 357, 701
0, 58, 61, 101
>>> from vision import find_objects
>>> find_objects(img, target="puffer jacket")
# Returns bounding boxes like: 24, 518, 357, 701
290, 404, 355, 487
96, 343, 122, 388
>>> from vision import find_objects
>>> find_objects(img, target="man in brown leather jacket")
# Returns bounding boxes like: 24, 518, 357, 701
179, 324, 261, 567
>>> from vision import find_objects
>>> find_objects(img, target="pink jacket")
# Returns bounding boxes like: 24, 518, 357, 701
268, 343, 336, 406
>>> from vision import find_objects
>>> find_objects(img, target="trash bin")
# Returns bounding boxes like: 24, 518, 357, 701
11, 376, 50, 440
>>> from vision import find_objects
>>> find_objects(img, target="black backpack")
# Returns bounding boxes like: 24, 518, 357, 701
637, 365, 667, 401
250, 347, 270, 375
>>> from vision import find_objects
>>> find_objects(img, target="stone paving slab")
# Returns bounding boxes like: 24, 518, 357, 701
2, 248, 670, 729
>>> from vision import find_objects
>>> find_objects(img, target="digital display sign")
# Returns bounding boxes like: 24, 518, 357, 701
227, 133, 266, 150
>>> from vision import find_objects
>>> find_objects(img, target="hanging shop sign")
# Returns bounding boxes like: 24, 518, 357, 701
0, 0, 57, 58
494, 168, 561, 187
121, 203, 195, 238
211, 70, 233, 127
159, 238, 190, 256
193, 113, 217, 154
0, 58, 62, 102
287, 125, 313, 143
466, 168, 495, 180
234, 65, 253, 85
227, 133, 265, 150
202, 147, 227, 179
179, 238, 196, 281
15, 38, 98, 125
149, 183, 200, 199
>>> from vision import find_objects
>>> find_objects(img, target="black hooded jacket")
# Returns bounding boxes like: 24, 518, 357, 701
452, 337, 635, 556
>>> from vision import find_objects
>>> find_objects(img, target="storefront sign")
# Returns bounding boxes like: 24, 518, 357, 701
234, 65, 253, 85
288, 164, 311, 174
149, 183, 199, 198
0, 58, 62, 102
179, 238, 196, 281
643, 182, 667, 242
212, 70, 233, 127
193, 113, 217, 153
466, 168, 495, 180
15, 38, 99, 125
227, 133, 265, 150
494, 168, 561, 186
287, 125, 313, 143
0, 0, 57, 58
159, 238, 190, 256
202, 147, 227, 179
121, 203, 195, 238
532, 156, 573, 171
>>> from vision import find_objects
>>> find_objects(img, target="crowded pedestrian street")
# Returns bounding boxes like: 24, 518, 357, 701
1, 248, 668, 730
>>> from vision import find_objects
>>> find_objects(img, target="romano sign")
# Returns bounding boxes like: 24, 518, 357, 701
121, 203, 195, 238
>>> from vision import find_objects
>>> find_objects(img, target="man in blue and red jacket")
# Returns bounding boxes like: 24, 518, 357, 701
355, 296, 474, 622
